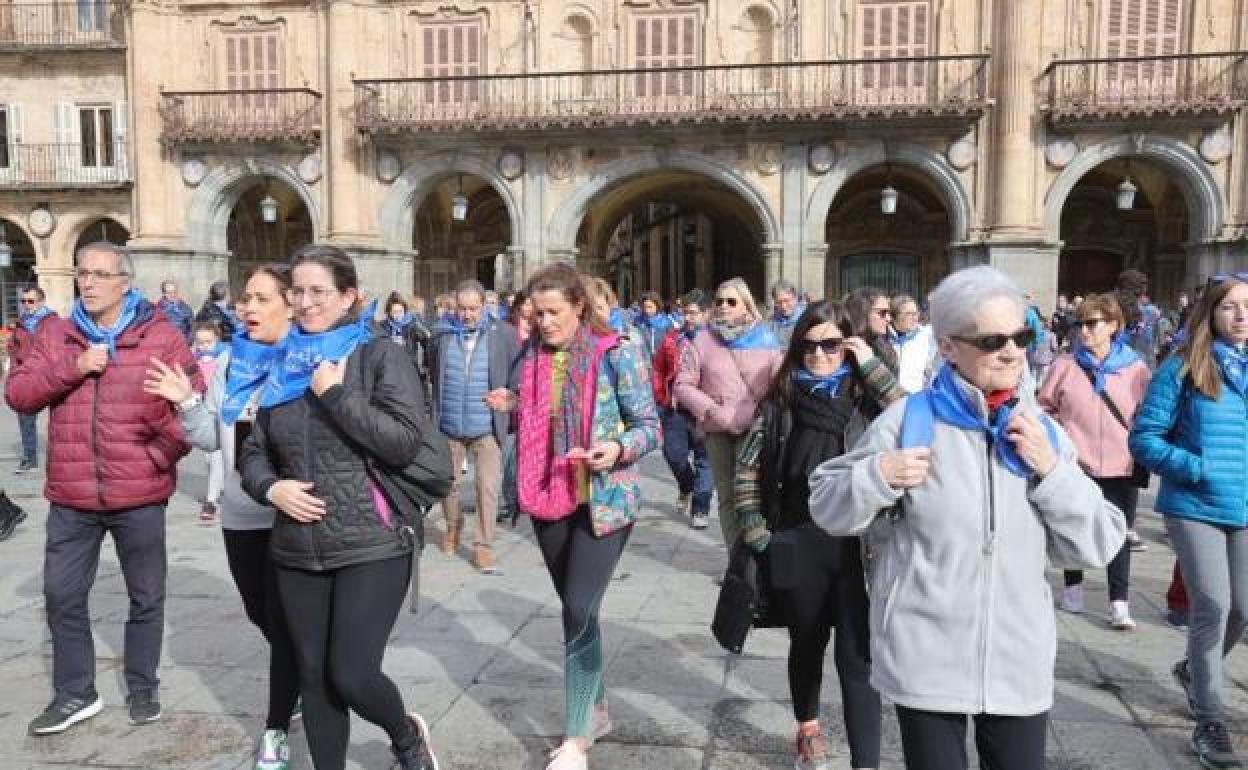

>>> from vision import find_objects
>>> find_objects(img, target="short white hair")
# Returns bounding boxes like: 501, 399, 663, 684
927, 266, 1025, 340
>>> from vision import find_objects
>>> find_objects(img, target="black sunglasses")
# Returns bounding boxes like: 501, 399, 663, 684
714, 297, 739, 307
19, 298, 38, 305
798, 337, 845, 356
1074, 317, 1108, 331
953, 328, 1036, 353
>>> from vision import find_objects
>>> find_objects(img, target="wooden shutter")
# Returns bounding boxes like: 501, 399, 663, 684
859, 1, 930, 96
421, 21, 482, 107
633, 13, 698, 98
224, 30, 282, 115
1103, 0, 1182, 96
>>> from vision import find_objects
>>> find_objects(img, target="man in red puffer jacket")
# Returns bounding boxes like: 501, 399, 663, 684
6, 242, 202, 737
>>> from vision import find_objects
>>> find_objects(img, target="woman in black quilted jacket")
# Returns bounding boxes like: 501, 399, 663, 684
239, 244, 438, 770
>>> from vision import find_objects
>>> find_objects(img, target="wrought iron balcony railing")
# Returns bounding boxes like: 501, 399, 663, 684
1045, 52, 1248, 122
0, 2, 123, 49
158, 89, 323, 144
0, 142, 130, 187
354, 55, 990, 134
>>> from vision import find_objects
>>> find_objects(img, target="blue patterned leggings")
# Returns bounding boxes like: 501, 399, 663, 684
533, 506, 632, 737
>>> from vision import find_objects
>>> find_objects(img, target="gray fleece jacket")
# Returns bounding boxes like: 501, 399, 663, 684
808, 377, 1126, 716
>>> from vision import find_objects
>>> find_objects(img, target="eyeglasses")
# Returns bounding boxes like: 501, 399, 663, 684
75, 268, 128, 283
953, 328, 1036, 353
1075, 317, 1108, 331
873, 308, 892, 318
19, 298, 38, 305
798, 337, 845, 356
714, 296, 739, 308
286, 286, 337, 304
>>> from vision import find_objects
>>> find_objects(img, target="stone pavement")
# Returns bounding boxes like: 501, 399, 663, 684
2, 402, 1248, 769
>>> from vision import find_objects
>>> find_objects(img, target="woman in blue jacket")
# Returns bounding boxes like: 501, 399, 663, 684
1129, 273, 1248, 770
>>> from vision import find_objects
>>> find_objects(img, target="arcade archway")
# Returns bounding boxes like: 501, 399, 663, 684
226, 180, 313, 296
0, 219, 37, 325
410, 174, 512, 298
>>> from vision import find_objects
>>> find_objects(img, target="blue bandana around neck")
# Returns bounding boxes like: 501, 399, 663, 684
712, 319, 781, 350
889, 326, 921, 347
221, 331, 287, 425
793, 363, 852, 397
773, 302, 807, 328
197, 341, 227, 360
259, 302, 377, 410
1074, 334, 1140, 393
927, 363, 1056, 479
681, 323, 703, 341
1214, 339, 1248, 395
71, 289, 145, 360
19, 305, 51, 334
608, 307, 632, 336
384, 312, 415, 337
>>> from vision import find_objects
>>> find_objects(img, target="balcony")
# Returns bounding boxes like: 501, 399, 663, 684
0, 142, 130, 188
354, 55, 990, 135
0, 2, 124, 50
1044, 52, 1248, 124
158, 89, 322, 144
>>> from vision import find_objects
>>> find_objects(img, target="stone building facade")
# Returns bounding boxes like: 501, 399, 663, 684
1, 0, 1246, 315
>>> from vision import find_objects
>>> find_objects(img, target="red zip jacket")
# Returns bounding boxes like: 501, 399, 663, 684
652, 328, 688, 409
5, 303, 202, 511
7, 311, 58, 369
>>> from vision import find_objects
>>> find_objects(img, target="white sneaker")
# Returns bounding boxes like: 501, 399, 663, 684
591, 702, 611, 743
690, 512, 709, 530
1060, 585, 1085, 614
1110, 600, 1137, 631
545, 741, 588, 770
1126, 530, 1148, 552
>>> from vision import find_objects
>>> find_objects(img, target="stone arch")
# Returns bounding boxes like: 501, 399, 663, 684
805, 141, 973, 245
379, 152, 522, 253
1044, 134, 1223, 244
185, 159, 321, 255
547, 149, 781, 251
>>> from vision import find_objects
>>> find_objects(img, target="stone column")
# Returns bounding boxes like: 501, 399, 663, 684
801, 243, 828, 300
781, 143, 805, 288
125, 2, 174, 242
521, 149, 547, 273
762, 243, 783, 295
324, 0, 362, 243
988, 0, 1042, 237
1186, 239, 1248, 289
34, 265, 75, 317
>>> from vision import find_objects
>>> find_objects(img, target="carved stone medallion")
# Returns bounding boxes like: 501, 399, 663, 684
498, 149, 524, 180
1045, 137, 1079, 169
376, 151, 401, 184
808, 144, 835, 174
181, 158, 207, 187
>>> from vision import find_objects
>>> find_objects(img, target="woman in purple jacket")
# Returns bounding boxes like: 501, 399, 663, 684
673, 277, 783, 548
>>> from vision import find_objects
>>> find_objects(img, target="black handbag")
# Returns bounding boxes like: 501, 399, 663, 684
711, 535, 786, 654
1082, 368, 1150, 489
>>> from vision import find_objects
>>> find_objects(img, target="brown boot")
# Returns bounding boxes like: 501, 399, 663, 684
473, 544, 497, 574
441, 525, 461, 555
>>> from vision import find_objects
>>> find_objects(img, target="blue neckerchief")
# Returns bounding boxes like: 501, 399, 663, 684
927, 363, 1048, 478
1214, 339, 1248, 395
608, 308, 631, 335
196, 341, 227, 360
221, 331, 287, 425
773, 302, 807, 328
259, 302, 377, 410
384, 313, 415, 337
19, 305, 51, 334
681, 323, 703, 341
793, 363, 852, 397
889, 326, 920, 346
1074, 334, 1140, 393
712, 319, 781, 350
71, 289, 145, 360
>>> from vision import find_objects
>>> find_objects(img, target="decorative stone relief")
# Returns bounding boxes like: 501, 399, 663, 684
376, 150, 401, 184
297, 153, 322, 185
498, 149, 524, 180
1045, 137, 1079, 169
28, 206, 56, 238
808, 144, 835, 174
1199, 128, 1232, 165
181, 158, 207, 187
946, 138, 976, 171
755, 144, 782, 175
548, 148, 576, 181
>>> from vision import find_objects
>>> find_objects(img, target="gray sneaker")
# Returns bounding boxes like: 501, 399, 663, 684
126, 690, 161, 725
1192, 720, 1244, 769
28, 695, 103, 735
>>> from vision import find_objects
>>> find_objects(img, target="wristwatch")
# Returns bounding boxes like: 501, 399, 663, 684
176, 393, 203, 413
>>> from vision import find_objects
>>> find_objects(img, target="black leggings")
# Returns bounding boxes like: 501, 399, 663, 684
276, 555, 416, 770
532, 506, 631, 738
1064, 477, 1139, 601
771, 526, 880, 768
896, 706, 1048, 770
222, 529, 299, 730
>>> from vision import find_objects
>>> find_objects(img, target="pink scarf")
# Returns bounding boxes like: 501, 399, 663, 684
516, 328, 618, 520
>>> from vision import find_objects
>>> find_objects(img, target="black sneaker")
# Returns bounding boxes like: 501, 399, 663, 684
1175, 660, 1198, 716
1192, 720, 1243, 769
28, 695, 103, 735
126, 690, 162, 725
391, 712, 439, 770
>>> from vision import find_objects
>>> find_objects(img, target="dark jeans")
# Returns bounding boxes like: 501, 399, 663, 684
771, 526, 880, 768
223, 529, 300, 731
659, 407, 712, 515
1064, 477, 1138, 601
896, 706, 1048, 770
44, 503, 167, 700
18, 411, 37, 463
532, 506, 632, 738
277, 555, 416, 770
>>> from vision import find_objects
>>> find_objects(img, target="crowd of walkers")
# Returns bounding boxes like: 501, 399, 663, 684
3, 239, 1247, 770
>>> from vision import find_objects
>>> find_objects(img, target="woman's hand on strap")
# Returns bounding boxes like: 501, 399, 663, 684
878, 448, 932, 489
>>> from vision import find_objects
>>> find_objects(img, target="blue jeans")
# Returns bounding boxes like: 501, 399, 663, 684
659, 407, 712, 515
18, 411, 37, 464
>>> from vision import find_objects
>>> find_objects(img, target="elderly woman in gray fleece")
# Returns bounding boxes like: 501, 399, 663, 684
808, 266, 1126, 770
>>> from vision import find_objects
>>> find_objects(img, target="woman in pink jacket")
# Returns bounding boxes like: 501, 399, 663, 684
1038, 292, 1151, 629
673, 277, 783, 548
